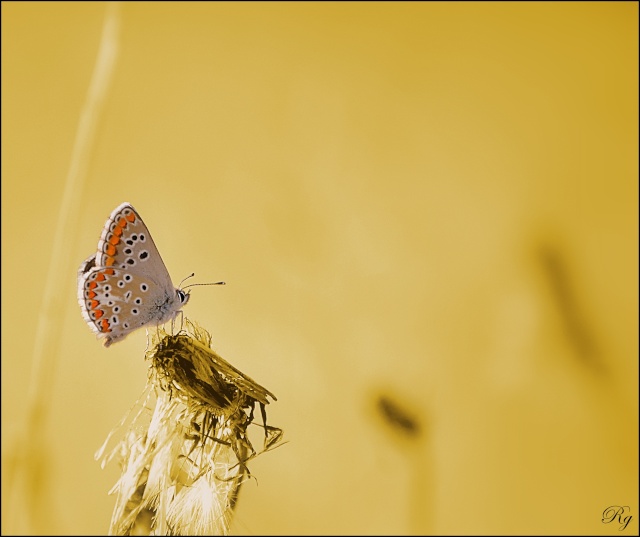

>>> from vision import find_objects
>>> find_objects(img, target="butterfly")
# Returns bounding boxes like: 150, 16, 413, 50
77, 202, 192, 347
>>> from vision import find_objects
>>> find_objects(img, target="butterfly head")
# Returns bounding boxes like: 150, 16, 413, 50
177, 288, 191, 306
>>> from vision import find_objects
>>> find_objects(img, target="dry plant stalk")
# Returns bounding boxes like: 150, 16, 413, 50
96, 321, 283, 535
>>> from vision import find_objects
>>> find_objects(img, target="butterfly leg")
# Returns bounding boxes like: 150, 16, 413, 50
170, 310, 185, 336
177, 310, 185, 334
144, 329, 151, 352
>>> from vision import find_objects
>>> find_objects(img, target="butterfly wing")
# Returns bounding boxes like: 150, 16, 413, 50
78, 203, 183, 347
78, 263, 163, 346
95, 202, 174, 290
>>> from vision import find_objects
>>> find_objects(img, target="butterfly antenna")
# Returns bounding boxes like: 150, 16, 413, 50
178, 273, 196, 288
182, 281, 226, 289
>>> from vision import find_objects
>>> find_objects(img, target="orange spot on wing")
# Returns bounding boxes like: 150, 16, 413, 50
117, 217, 127, 228
108, 234, 120, 245
105, 243, 116, 256
105, 257, 115, 266
94, 310, 104, 319
96, 273, 106, 282
88, 291, 97, 299
88, 281, 98, 289
113, 226, 123, 237
126, 212, 136, 223
100, 319, 110, 332
90, 300, 99, 309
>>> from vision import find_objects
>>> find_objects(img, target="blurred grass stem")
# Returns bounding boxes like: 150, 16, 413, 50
8, 4, 120, 533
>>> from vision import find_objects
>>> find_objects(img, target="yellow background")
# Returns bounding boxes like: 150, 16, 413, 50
2, 2, 638, 534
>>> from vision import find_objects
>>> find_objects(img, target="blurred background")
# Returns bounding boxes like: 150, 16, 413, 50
1, 2, 638, 535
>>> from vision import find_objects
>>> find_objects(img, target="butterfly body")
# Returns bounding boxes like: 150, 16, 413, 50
78, 202, 189, 347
